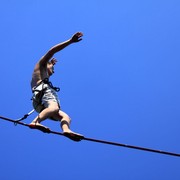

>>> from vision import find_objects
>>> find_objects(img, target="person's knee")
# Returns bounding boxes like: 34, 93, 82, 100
60, 112, 71, 123
63, 114, 71, 122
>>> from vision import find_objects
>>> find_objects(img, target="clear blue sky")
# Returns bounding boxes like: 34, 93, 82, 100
0, 0, 180, 180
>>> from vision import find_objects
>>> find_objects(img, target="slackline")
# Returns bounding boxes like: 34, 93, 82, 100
0, 115, 179, 157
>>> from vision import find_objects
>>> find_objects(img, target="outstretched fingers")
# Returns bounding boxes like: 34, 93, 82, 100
71, 32, 83, 42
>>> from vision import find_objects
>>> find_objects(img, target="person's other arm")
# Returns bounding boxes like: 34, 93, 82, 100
39, 32, 83, 66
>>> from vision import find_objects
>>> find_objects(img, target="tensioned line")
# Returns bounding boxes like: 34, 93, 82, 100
0, 115, 179, 157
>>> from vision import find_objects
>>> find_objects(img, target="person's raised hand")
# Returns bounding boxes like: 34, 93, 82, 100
71, 32, 83, 43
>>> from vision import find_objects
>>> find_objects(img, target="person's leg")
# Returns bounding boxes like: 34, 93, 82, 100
51, 110, 84, 139
51, 110, 72, 133
30, 101, 59, 128
30, 101, 83, 140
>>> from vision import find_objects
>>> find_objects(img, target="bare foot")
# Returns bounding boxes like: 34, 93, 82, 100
29, 122, 48, 128
63, 130, 84, 141
29, 122, 50, 133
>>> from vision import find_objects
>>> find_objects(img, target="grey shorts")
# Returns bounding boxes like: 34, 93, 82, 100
32, 84, 60, 113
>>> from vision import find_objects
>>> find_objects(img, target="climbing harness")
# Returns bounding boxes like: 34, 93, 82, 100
32, 78, 60, 92
32, 78, 60, 112
42, 78, 60, 92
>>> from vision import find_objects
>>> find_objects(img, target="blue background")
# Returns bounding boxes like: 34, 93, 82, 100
0, 1, 180, 180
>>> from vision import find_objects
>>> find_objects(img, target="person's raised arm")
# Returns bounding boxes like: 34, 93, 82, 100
39, 32, 83, 66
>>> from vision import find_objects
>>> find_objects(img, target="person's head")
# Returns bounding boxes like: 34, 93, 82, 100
47, 58, 57, 76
